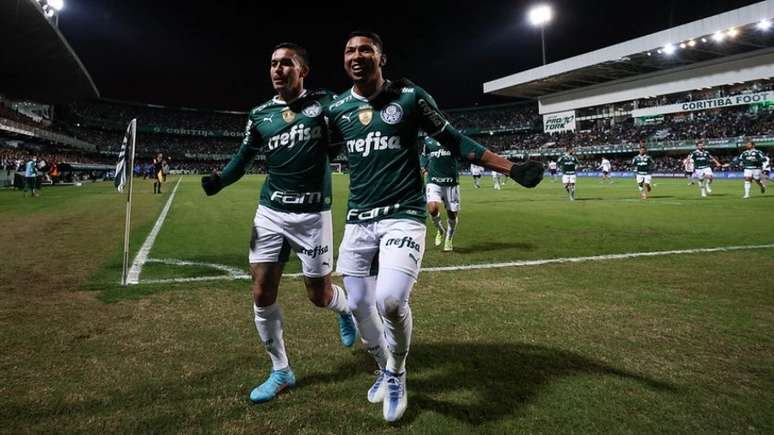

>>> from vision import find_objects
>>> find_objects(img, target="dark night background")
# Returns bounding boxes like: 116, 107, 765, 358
58, 0, 761, 111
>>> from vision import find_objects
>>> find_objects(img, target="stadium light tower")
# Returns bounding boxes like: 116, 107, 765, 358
528, 4, 553, 65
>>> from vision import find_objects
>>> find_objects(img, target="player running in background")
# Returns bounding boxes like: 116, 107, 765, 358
728, 139, 767, 198
547, 159, 558, 181
421, 136, 460, 252
23, 155, 39, 197
682, 155, 695, 185
631, 145, 655, 200
325, 31, 542, 422
557, 147, 580, 200
688, 141, 721, 198
469, 163, 483, 188
201, 43, 357, 404
598, 157, 612, 183
762, 152, 771, 184
492, 169, 504, 190
152, 153, 166, 194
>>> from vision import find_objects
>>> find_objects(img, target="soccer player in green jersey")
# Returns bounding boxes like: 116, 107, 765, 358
325, 31, 543, 422
631, 145, 655, 200
688, 141, 722, 198
201, 43, 357, 404
557, 146, 580, 200
728, 139, 767, 198
420, 135, 460, 252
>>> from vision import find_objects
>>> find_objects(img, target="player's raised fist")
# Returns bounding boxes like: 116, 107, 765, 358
509, 161, 544, 188
201, 172, 224, 196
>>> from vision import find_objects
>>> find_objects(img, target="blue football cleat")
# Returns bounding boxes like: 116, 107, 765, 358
382, 370, 407, 422
337, 312, 358, 348
249, 368, 296, 403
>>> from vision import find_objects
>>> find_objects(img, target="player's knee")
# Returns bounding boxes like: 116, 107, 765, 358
377, 295, 408, 320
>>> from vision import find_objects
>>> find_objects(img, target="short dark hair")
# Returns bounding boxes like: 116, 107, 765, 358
274, 42, 310, 67
346, 30, 384, 52
640, 145, 647, 150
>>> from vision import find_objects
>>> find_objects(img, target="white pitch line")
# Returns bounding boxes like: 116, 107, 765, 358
126, 178, 183, 284
136, 243, 774, 285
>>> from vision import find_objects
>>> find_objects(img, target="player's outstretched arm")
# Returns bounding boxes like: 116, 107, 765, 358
202, 118, 261, 196
408, 81, 543, 188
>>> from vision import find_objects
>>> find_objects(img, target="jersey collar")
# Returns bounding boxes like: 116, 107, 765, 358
350, 82, 386, 102
273, 89, 308, 106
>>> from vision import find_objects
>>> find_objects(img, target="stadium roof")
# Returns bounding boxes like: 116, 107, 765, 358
484, 1, 774, 99
0, 0, 99, 103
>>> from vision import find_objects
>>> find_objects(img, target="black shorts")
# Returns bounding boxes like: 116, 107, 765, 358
549, 169, 557, 175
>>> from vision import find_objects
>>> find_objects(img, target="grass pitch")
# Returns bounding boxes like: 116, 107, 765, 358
1, 175, 773, 433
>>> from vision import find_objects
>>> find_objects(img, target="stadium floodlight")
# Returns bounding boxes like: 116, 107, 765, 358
688, 40, 696, 47
48, 0, 64, 11
727, 27, 739, 38
662, 43, 676, 55
757, 19, 772, 31
679, 42, 686, 49
712, 31, 725, 42
701, 37, 708, 43
527, 4, 553, 65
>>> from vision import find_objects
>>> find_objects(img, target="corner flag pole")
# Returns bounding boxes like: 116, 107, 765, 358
121, 119, 138, 286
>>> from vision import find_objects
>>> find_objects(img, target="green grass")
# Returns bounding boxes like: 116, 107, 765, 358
1, 175, 773, 433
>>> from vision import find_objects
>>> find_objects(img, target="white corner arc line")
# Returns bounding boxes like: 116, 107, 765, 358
134, 243, 774, 285
126, 178, 183, 285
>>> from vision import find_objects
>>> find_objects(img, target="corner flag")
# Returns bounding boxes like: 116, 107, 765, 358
114, 119, 137, 192
117, 119, 138, 285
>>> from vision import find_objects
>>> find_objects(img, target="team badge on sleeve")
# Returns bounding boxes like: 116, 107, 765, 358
381, 103, 404, 124
358, 106, 373, 125
302, 101, 322, 118
282, 109, 296, 123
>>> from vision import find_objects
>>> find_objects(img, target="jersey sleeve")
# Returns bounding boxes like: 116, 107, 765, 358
219, 115, 263, 186
413, 86, 487, 162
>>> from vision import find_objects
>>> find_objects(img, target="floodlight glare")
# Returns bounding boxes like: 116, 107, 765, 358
679, 42, 686, 49
688, 40, 696, 47
528, 4, 553, 27
48, 0, 64, 11
757, 19, 772, 31
45, 8, 55, 17
662, 43, 676, 55
712, 31, 725, 42
701, 37, 708, 43
727, 27, 739, 37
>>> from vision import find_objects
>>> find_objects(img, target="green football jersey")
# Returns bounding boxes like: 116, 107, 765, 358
736, 149, 766, 169
631, 154, 655, 175
690, 150, 713, 169
421, 136, 458, 186
219, 90, 334, 213
557, 154, 579, 174
325, 81, 486, 223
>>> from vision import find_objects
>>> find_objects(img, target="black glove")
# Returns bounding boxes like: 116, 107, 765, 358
201, 172, 224, 196
509, 161, 544, 188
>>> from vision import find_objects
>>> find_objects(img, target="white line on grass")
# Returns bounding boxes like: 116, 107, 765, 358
126, 178, 183, 284
138, 243, 774, 285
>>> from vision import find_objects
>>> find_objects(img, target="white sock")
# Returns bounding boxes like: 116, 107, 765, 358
447, 217, 457, 239
326, 284, 350, 315
744, 181, 751, 196
253, 303, 288, 371
344, 275, 387, 369
430, 214, 444, 234
375, 269, 415, 374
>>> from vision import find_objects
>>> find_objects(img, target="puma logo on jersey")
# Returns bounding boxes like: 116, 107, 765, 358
384, 236, 422, 253
267, 123, 324, 151
262, 115, 274, 123
341, 114, 353, 123
346, 131, 401, 157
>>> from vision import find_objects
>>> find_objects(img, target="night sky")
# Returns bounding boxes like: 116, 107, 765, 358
58, 0, 760, 111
